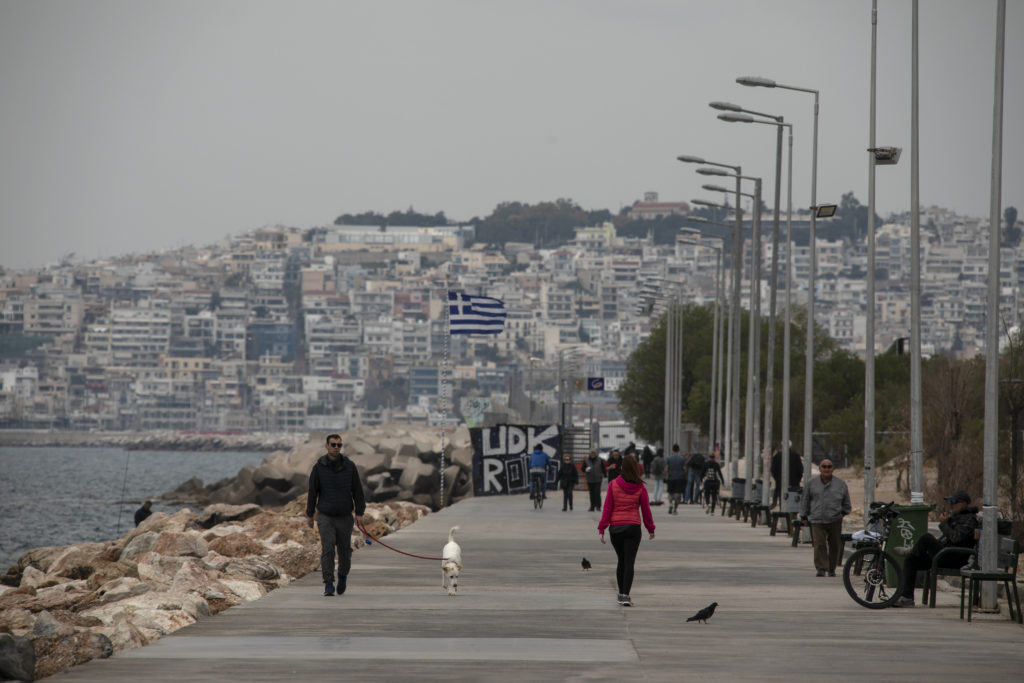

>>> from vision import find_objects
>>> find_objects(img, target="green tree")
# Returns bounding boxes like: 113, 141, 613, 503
1004, 206, 1020, 247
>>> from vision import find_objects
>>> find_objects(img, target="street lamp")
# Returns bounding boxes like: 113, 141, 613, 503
700, 169, 764, 504
739, 74, 821, 487
717, 106, 790, 508
679, 228, 727, 454
679, 155, 744, 480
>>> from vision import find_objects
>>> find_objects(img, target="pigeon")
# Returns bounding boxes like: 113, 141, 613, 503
686, 602, 718, 623
581, 557, 592, 571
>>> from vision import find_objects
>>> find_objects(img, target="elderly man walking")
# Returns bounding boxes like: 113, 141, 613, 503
799, 459, 851, 577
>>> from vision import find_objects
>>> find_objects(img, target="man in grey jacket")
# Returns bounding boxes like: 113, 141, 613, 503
799, 459, 851, 577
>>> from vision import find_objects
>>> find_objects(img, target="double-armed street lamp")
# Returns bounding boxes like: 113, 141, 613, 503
738, 74, 821, 486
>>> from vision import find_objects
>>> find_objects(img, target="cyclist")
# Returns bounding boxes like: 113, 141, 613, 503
528, 444, 550, 500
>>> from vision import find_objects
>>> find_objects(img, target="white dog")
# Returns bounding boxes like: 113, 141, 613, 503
441, 526, 462, 596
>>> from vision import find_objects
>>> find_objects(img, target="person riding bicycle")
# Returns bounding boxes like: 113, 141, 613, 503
528, 444, 550, 499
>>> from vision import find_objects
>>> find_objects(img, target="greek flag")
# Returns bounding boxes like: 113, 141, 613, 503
448, 291, 507, 335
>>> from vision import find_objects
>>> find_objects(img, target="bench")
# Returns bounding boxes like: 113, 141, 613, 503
750, 504, 772, 528
769, 510, 796, 536
922, 545, 976, 608
960, 536, 1022, 623
717, 495, 731, 516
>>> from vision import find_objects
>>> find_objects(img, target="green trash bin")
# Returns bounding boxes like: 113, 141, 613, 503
885, 503, 936, 586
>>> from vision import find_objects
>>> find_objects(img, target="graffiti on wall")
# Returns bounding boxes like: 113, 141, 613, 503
471, 424, 562, 495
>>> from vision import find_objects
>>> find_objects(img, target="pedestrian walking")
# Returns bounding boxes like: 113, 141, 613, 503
665, 444, 686, 514
650, 448, 666, 503
598, 454, 655, 607
799, 459, 850, 577
306, 433, 366, 596
583, 450, 604, 511
558, 453, 579, 511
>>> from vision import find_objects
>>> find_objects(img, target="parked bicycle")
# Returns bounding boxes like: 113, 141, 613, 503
843, 500, 904, 608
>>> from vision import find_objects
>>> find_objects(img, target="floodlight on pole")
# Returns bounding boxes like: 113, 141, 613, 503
814, 204, 838, 218
697, 167, 730, 177
676, 154, 707, 164
702, 184, 732, 194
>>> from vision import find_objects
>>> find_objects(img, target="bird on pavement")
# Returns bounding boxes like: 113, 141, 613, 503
686, 602, 718, 623
581, 557, 592, 571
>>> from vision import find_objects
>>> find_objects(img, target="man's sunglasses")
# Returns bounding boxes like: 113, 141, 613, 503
328, 441, 342, 447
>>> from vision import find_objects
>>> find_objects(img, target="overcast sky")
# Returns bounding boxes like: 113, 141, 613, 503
1, 0, 1021, 268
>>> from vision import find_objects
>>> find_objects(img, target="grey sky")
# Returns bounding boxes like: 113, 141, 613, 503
1, 0, 1021, 268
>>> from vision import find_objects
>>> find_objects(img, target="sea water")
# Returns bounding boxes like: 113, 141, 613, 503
0, 446, 267, 572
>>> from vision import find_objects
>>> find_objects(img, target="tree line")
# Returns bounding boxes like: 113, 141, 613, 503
616, 303, 1024, 535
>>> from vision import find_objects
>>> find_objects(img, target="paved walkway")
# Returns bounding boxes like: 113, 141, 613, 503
52, 490, 1023, 682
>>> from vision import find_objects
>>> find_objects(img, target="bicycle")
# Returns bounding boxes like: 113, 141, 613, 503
842, 500, 904, 609
530, 470, 545, 509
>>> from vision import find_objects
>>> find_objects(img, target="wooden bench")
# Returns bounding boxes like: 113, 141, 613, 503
717, 495, 731, 516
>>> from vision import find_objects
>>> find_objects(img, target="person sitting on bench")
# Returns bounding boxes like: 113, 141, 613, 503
894, 489, 979, 608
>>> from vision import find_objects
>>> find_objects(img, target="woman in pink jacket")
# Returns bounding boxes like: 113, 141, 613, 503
598, 454, 655, 606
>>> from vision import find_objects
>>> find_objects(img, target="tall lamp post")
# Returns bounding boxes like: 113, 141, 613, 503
738, 74, 821, 483
681, 226, 728, 455
700, 168, 763, 504
716, 107, 791, 507
678, 155, 744, 479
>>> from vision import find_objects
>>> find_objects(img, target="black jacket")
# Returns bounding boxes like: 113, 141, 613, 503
306, 454, 366, 519
557, 461, 579, 490
939, 506, 980, 548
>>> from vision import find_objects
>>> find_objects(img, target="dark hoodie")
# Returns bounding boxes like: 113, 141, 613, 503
938, 506, 980, 548
306, 453, 366, 519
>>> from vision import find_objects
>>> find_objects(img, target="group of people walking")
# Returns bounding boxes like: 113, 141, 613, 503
303, 433, 982, 618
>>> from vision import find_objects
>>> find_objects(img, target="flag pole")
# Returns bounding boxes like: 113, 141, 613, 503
440, 289, 451, 509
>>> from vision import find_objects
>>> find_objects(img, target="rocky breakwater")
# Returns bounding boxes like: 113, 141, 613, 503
0, 498, 428, 680
163, 423, 476, 511
0, 430, 304, 452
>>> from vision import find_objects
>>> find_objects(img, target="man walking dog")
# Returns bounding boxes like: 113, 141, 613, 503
307, 434, 365, 596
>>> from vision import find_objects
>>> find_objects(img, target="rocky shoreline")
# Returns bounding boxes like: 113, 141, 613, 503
0, 498, 430, 680
0, 430, 305, 452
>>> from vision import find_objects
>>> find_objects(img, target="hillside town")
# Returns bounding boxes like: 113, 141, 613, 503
0, 195, 1020, 438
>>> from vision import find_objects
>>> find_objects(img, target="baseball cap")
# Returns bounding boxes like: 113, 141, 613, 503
944, 490, 971, 504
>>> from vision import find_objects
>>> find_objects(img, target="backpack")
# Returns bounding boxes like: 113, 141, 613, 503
688, 453, 706, 473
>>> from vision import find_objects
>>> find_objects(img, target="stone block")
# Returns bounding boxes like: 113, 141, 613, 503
398, 458, 436, 495
0, 633, 35, 683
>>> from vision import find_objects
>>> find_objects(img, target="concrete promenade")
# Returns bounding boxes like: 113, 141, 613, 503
52, 490, 1023, 682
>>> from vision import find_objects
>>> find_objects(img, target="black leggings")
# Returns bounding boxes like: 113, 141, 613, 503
562, 486, 573, 509
609, 525, 642, 595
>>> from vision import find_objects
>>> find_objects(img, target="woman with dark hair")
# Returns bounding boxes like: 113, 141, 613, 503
597, 454, 655, 607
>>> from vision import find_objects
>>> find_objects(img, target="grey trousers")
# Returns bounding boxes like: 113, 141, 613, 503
317, 513, 355, 584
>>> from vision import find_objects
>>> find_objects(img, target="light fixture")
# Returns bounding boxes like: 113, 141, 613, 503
691, 199, 729, 209
676, 155, 706, 164
814, 204, 838, 218
696, 167, 730, 176
718, 112, 755, 123
709, 101, 743, 112
736, 76, 777, 88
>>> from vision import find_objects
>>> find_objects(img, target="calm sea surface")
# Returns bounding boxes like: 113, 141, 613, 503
0, 447, 266, 572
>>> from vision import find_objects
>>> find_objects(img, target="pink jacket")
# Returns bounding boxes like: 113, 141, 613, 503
598, 478, 655, 534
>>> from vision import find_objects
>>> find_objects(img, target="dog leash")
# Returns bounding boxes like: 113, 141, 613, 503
356, 520, 445, 562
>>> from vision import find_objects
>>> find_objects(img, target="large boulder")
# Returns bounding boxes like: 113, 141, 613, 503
195, 503, 262, 529
0, 633, 34, 682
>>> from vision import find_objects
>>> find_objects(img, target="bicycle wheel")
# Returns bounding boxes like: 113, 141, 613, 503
843, 546, 903, 609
